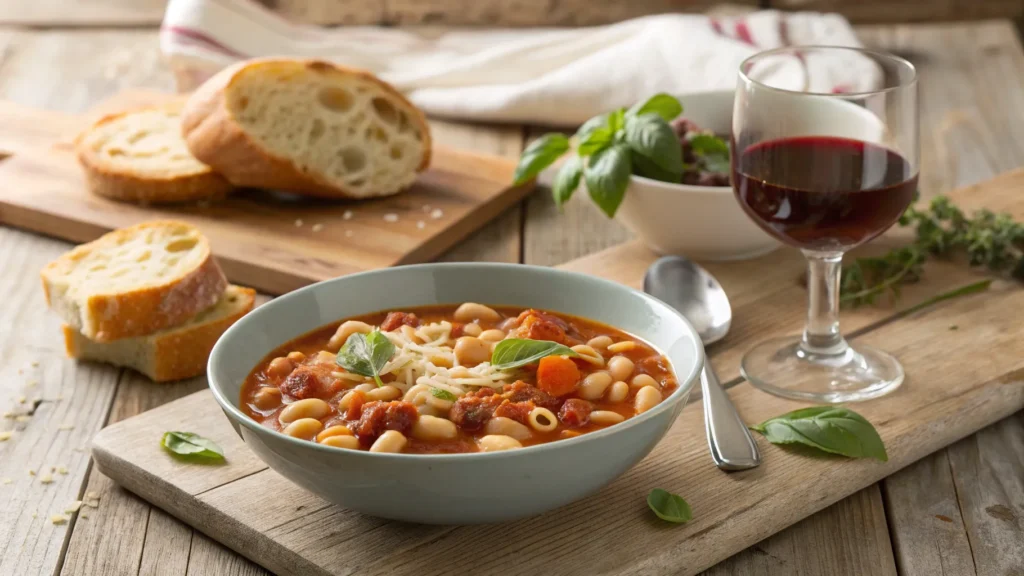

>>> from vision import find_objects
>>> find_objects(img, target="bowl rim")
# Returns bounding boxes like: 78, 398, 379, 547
207, 262, 705, 462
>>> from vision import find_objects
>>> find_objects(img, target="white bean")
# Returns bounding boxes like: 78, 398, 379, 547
316, 425, 352, 442
462, 323, 483, 337
369, 430, 408, 453
607, 381, 629, 403
608, 356, 635, 382
454, 336, 490, 366
630, 374, 660, 391
328, 320, 373, 351
607, 341, 637, 354
590, 410, 625, 426
578, 371, 613, 400
478, 435, 522, 452
267, 357, 294, 379
253, 387, 282, 410
321, 435, 360, 449
411, 415, 458, 441
479, 329, 506, 343
282, 418, 323, 440
366, 385, 401, 401
586, 335, 614, 350
279, 398, 331, 424
483, 417, 532, 440
454, 303, 501, 323
634, 386, 662, 414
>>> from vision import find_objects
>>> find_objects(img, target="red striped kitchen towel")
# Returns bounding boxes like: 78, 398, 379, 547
161, 0, 876, 126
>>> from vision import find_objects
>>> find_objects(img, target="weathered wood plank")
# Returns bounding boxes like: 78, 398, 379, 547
0, 226, 121, 576
947, 413, 1024, 576
856, 21, 1024, 576
881, 452, 977, 576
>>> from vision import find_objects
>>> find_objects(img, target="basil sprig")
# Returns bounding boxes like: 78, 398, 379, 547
647, 488, 692, 524
335, 329, 395, 387
512, 93, 685, 217
491, 338, 578, 370
750, 406, 888, 461
430, 388, 458, 402
689, 133, 730, 174
161, 432, 224, 462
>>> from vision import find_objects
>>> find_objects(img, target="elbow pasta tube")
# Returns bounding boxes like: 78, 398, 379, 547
528, 407, 558, 432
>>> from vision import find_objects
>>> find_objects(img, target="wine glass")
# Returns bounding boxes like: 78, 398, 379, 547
732, 46, 918, 403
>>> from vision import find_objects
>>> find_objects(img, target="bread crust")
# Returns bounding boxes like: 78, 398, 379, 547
41, 220, 229, 342
181, 58, 432, 199
63, 285, 256, 382
76, 107, 232, 204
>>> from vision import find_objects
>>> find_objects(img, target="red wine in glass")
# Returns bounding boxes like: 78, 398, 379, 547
732, 136, 918, 251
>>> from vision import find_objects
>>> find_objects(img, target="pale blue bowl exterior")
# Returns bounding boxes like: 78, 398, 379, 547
207, 263, 704, 524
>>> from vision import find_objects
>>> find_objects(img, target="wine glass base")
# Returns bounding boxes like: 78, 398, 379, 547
741, 336, 904, 403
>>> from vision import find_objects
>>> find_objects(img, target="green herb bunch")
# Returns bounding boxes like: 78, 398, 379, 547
513, 94, 689, 218
841, 195, 1024, 306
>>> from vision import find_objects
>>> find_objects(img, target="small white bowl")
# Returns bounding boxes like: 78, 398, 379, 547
614, 89, 888, 261
208, 263, 704, 524
614, 90, 776, 261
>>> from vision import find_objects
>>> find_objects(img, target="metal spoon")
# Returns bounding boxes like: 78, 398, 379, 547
644, 256, 761, 471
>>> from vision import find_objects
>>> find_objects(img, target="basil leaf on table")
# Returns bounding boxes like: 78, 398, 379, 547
161, 432, 224, 461
584, 144, 632, 218
689, 133, 731, 175
336, 329, 396, 387
647, 488, 692, 524
750, 406, 888, 461
552, 156, 583, 209
624, 114, 684, 176
628, 93, 683, 122
430, 388, 458, 402
491, 338, 578, 370
513, 133, 570, 185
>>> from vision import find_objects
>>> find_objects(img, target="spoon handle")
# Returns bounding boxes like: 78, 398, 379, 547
701, 363, 761, 471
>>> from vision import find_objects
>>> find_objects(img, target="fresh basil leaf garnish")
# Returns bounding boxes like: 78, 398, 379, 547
335, 329, 396, 387
575, 112, 611, 143
491, 338, 578, 370
430, 388, 458, 402
631, 150, 681, 184
161, 431, 224, 461
577, 127, 614, 156
647, 488, 692, 524
552, 156, 583, 209
628, 93, 683, 122
584, 144, 632, 218
624, 113, 684, 176
513, 133, 570, 185
750, 406, 888, 461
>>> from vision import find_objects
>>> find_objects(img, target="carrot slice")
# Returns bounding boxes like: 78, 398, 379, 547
536, 355, 581, 397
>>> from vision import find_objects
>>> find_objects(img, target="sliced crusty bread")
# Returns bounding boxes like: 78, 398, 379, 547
41, 221, 228, 342
181, 58, 432, 200
76, 104, 232, 204
63, 285, 256, 382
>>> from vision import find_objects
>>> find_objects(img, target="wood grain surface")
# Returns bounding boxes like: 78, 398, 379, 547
0, 101, 534, 295
1, 18, 1022, 576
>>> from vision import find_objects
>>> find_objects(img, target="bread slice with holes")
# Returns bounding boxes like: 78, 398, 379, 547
63, 284, 255, 382
181, 58, 432, 199
41, 221, 228, 342
76, 104, 233, 204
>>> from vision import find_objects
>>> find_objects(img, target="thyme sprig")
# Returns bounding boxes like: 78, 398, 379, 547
840, 196, 1023, 307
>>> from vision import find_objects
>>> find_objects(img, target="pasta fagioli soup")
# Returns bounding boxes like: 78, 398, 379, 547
241, 304, 678, 454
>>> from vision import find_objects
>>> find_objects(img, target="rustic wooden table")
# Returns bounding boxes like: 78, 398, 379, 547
0, 13, 1022, 576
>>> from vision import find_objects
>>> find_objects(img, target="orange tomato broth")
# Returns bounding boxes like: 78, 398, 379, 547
241, 305, 678, 453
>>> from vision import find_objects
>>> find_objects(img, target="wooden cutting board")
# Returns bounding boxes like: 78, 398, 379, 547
0, 93, 533, 294
89, 169, 1024, 575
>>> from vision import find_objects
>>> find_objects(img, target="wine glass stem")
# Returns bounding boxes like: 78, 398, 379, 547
801, 250, 848, 356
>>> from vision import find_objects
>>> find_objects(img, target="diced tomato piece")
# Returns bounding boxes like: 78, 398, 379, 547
448, 393, 504, 432
493, 400, 534, 425
536, 356, 580, 397
501, 381, 561, 410
345, 390, 367, 420
558, 399, 593, 427
280, 365, 334, 400
380, 311, 420, 332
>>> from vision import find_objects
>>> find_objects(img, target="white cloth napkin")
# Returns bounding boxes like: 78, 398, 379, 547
161, 0, 872, 126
